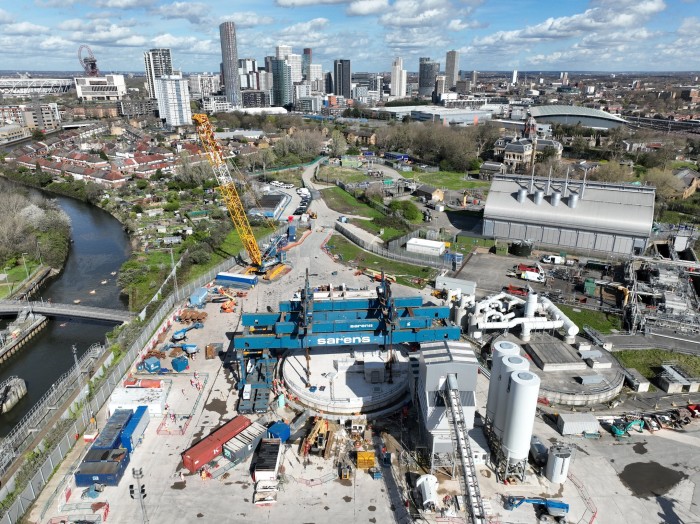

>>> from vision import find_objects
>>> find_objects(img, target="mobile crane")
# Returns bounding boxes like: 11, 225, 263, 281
192, 113, 284, 274
504, 496, 569, 522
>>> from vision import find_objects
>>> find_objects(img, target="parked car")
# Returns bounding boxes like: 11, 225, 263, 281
283, 184, 295, 189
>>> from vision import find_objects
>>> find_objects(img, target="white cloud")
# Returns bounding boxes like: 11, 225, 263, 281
280, 17, 330, 35
346, 0, 389, 16
95, 0, 155, 8
4, 22, 50, 35
385, 27, 449, 51
0, 9, 12, 24
150, 34, 216, 54
154, 2, 209, 24
276, 0, 344, 5
225, 12, 275, 28
34, 0, 79, 6
678, 16, 700, 35
57, 19, 88, 31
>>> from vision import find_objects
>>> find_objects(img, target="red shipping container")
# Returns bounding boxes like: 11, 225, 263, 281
181, 416, 251, 473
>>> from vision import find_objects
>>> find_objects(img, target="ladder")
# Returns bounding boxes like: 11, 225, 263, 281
443, 374, 486, 524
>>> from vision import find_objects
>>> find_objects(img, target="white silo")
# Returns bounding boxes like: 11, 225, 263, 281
545, 445, 572, 484
454, 306, 466, 331
485, 341, 520, 426
493, 355, 530, 438
501, 371, 541, 463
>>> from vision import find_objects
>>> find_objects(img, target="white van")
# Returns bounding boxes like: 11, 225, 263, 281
541, 255, 564, 265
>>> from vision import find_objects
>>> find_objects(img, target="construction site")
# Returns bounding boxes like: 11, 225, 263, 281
15, 117, 700, 524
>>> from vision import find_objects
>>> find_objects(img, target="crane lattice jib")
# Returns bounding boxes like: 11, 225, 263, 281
192, 114, 262, 267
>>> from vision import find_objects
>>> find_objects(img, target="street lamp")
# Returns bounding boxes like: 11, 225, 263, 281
130, 467, 149, 524
21, 253, 29, 279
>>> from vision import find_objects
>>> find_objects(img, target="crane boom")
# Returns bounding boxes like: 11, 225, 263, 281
192, 113, 262, 267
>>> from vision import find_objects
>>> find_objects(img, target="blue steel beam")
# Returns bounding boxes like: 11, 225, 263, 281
278, 296, 424, 313
242, 305, 450, 327
234, 325, 460, 350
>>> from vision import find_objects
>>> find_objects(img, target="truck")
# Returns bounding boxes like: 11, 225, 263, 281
521, 271, 545, 283
541, 255, 564, 265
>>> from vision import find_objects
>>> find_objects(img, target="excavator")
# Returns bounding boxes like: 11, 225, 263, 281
504, 496, 569, 522
611, 418, 644, 438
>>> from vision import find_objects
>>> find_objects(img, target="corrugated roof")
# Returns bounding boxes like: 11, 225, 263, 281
530, 105, 627, 123
557, 413, 599, 435
484, 176, 655, 237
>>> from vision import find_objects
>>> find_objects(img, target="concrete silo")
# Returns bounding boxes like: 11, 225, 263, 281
485, 340, 521, 433
499, 371, 541, 481
492, 355, 530, 439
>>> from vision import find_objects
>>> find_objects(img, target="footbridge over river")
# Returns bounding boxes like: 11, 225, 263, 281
0, 300, 132, 323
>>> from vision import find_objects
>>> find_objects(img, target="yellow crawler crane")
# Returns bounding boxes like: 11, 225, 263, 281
193, 113, 265, 269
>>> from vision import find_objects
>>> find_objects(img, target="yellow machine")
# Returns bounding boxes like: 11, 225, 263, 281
192, 114, 283, 274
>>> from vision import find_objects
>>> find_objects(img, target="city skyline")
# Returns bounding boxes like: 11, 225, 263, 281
0, 1, 698, 74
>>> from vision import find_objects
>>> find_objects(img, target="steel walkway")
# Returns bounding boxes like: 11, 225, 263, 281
445, 374, 486, 524
0, 300, 132, 323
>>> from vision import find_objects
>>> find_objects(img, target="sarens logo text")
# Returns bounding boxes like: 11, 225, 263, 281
317, 336, 371, 345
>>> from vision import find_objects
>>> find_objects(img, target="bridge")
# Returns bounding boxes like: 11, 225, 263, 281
0, 300, 132, 323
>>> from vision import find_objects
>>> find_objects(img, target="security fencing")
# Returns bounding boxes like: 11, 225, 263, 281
333, 222, 449, 271
0, 225, 286, 523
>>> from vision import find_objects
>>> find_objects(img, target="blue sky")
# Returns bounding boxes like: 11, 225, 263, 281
1, 0, 699, 73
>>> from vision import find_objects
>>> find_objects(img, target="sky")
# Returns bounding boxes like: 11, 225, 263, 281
1, 0, 699, 74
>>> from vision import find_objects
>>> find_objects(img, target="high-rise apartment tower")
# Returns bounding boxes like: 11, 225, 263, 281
219, 21, 242, 107
144, 48, 173, 99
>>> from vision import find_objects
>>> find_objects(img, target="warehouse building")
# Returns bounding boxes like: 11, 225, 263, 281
483, 175, 655, 256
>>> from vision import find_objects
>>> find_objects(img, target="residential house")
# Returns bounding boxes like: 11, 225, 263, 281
674, 167, 700, 199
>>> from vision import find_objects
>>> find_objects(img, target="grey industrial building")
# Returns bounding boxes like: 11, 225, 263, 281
483, 175, 655, 255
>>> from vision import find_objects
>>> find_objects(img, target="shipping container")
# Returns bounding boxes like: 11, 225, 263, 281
253, 438, 282, 482
287, 225, 297, 242
83, 448, 129, 463
267, 422, 291, 443
215, 272, 258, 288
222, 421, 267, 466
74, 452, 130, 487
406, 238, 446, 256
120, 406, 150, 453
91, 410, 133, 450
181, 416, 252, 473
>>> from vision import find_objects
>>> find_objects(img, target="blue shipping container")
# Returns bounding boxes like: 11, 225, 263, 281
267, 422, 290, 443
92, 409, 133, 450
172, 356, 189, 373
215, 272, 258, 288
120, 406, 150, 453
75, 451, 130, 487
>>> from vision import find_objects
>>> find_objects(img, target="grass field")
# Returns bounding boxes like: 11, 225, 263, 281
260, 168, 303, 186
325, 235, 436, 288
317, 165, 369, 184
320, 187, 383, 218
0, 261, 42, 299
349, 219, 408, 242
454, 236, 496, 250
615, 349, 700, 380
410, 171, 491, 191
659, 209, 699, 225
557, 304, 622, 334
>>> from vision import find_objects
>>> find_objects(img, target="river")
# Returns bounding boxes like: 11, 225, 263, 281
0, 189, 131, 436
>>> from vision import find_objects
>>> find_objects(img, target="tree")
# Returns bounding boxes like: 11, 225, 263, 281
31, 129, 45, 141
329, 129, 347, 158
645, 168, 684, 200
136, 179, 149, 190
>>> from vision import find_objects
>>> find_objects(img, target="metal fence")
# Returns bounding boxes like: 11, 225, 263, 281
334, 221, 449, 270
0, 229, 291, 523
